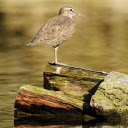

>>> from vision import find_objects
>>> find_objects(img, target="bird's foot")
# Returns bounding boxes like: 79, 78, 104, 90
49, 62, 68, 66
58, 62, 68, 66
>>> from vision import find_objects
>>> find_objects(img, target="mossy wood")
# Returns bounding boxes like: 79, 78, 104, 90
15, 64, 128, 120
15, 64, 107, 118
15, 85, 84, 117
43, 63, 108, 100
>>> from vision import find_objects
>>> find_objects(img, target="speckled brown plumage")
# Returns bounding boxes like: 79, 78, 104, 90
28, 16, 75, 47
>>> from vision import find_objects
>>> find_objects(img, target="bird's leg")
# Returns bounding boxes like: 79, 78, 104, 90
54, 46, 58, 64
52, 46, 67, 66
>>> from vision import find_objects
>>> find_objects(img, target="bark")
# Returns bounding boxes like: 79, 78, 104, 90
15, 85, 83, 117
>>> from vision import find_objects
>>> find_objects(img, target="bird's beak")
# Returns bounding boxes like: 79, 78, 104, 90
73, 12, 85, 17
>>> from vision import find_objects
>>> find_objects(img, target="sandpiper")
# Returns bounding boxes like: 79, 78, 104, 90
26, 6, 84, 64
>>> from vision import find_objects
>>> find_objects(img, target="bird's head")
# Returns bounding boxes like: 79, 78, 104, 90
59, 6, 84, 18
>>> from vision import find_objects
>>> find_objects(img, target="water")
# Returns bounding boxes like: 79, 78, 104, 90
0, 0, 128, 127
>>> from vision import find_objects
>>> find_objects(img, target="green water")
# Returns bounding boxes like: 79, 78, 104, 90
0, 0, 128, 127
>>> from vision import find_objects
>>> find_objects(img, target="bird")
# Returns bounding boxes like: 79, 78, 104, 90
26, 6, 84, 64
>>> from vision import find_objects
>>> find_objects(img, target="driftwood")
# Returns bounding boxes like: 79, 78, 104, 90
43, 63, 107, 100
15, 63, 128, 121
15, 63, 108, 119
15, 63, 128, 122
15, 85, 83, 117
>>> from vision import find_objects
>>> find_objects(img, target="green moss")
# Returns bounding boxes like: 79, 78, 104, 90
44, 64, 106, 80
20, 85, 84, 110
91, 71, 128, 119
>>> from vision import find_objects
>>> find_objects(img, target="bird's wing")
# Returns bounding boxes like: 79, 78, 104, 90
29, 16, 75, 46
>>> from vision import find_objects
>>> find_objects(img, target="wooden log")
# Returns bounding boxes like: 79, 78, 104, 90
14, 64, 128, 120
43, 63, 108, 100
14, 64, 108, 119
14, 85, 84, 117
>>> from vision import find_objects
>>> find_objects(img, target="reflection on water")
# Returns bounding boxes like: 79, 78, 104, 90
14, 116, 128, 128
0, 0, 128, 127
14, 116, 82, 128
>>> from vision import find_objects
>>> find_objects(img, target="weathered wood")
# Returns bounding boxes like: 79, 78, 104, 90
15, 63, 128, 120
15, 85, 84, 117
43, 63, 108, 100
15, 64, 108, 119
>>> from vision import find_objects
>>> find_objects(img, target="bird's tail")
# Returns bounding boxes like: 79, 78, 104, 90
26, 42, 36, 46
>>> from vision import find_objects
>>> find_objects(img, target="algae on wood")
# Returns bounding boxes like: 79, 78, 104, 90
15, 64, 107, 118
43, 63, 107, 100
15, 85, 84, 116
90, 71, 128, 119
14, 63, 128, 120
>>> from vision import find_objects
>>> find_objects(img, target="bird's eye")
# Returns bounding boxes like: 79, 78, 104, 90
70, 9, 73, 11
